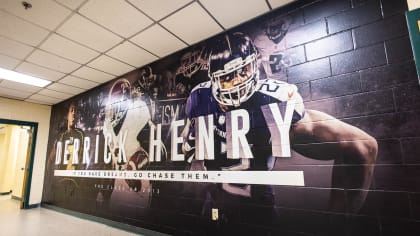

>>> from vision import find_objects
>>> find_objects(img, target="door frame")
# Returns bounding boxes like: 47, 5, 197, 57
0, 118, 38, 209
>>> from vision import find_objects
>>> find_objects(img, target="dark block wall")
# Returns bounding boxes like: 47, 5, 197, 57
278, 0, 418, 235
42, 0, 420, 235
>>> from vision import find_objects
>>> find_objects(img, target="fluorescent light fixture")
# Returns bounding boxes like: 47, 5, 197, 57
0, 67, 51, 87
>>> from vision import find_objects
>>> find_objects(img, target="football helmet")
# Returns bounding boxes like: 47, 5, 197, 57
138, 66, 155, 92
208, 32, 259, 107
125, 149, 149, 191
265, 17, 291, 44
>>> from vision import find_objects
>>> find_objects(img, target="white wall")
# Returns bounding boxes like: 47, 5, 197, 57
0, 97, 51, 205
408, 0, 420, 10
0, 126, 12, 192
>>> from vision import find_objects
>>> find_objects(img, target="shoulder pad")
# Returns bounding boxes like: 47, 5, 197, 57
256, 79, 298, 101
191, 81, 211, 92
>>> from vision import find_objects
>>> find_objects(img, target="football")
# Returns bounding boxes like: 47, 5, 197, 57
127, 149, 148, 170
125, 149, 148, 191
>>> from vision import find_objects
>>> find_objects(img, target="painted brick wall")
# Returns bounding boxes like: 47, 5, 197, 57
42, 0, 420, 235
137, 0, 420, 234
262, 0, 419, 235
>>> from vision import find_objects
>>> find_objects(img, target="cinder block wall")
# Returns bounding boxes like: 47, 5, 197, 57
43, 0, 420, 235
260, 0, 420, 235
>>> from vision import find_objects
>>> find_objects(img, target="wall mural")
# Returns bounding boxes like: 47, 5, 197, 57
43, 0, 419, 235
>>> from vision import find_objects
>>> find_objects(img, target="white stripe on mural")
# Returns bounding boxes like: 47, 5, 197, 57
54, 170, 305, 186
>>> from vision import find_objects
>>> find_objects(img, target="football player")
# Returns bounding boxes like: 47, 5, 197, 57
46, 101, 85, 172
135, 66, 156, 97
103, 78, 151, 190
61, 101, 85, 170
182, 32, 378, 222
44, 101, 87, 208
253, 16, 292, 81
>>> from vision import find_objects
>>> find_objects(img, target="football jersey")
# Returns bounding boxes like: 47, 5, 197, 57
182, 79, 305, 224
253, 34, 288, 80
185, 79, 305, 172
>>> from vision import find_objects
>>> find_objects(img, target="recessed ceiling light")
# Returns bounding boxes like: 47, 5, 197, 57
0, 67, 51, 87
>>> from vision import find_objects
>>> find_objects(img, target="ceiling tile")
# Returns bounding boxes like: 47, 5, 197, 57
200, 0, 269, 29
26, 49, 81, 73
37, 88, 73, 99
40, 33, 100, 64
16, 62, 64, 81
0, 55, 20, 69
0, 11, 49, 46
27, 94, 62, 104
24, 98, 54, 105
0, 87, 32, 99
0, 80, 42, 93
130, 24, 186, 57
56, 14, 123, 52
72, 66, 115, 84
0, 36, 34, 59
268, 0, 296, 9
160, 2, 223, 45
79, 0, 153, 38
87, 55, 135, 76
0, 0, 292, 105
1, 0, 72, 31
59, 75, 99, 90
107, 41, 158, 67
47, 82, 84, 95
127, 0, 191, 21
55, 0, 85, 10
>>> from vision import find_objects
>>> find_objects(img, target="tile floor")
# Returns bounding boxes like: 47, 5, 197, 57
0, 194, 141, 235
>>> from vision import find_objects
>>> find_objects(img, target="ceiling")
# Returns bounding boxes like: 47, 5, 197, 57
0, 0, 295, 105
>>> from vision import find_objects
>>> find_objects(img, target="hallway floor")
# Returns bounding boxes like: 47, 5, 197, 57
0, 195, 140, 235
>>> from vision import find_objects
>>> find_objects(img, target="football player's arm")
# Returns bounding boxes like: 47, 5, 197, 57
181, 118, 193, 157
182, 93, 206, 170
181, 95, 196, 162
181, 118, 206, 170
290, 110, 377, 163
48, 142, 57, 163
289, 109, 378, 212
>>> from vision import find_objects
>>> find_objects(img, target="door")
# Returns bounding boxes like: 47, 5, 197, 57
0, 119, 37, 209
19, 126, 33, 209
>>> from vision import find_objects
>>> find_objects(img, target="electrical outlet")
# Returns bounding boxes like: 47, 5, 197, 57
211, 208, 219, 221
